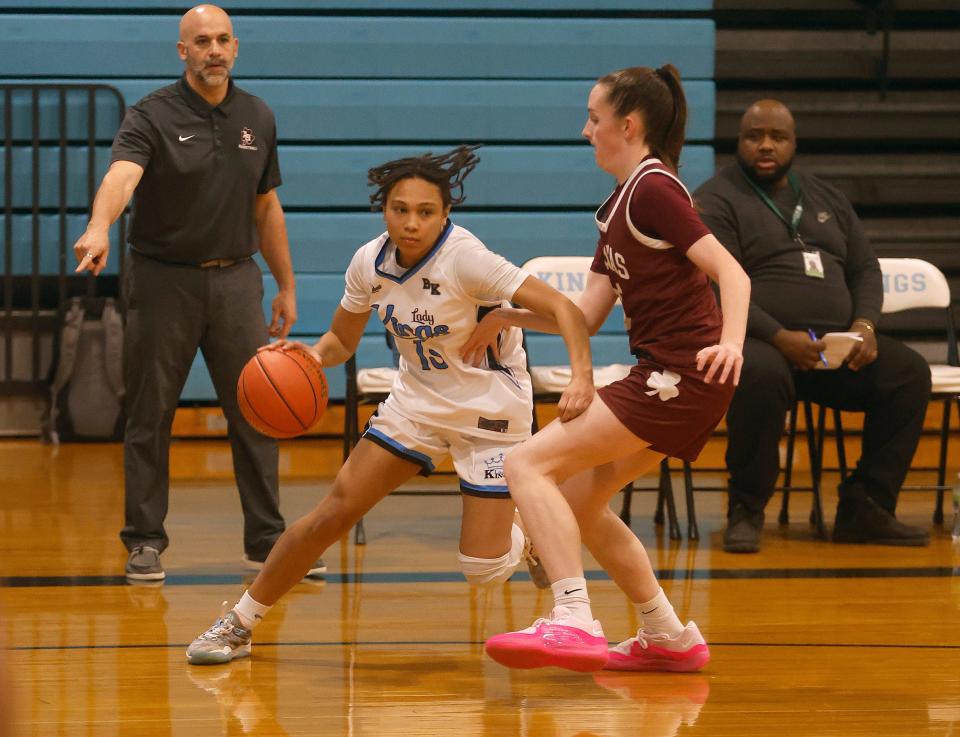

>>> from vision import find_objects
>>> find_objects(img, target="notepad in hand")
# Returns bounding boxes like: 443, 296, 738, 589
815, 332, 864, 369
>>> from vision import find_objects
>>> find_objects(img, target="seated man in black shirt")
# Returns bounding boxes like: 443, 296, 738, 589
695, 99, 930, 552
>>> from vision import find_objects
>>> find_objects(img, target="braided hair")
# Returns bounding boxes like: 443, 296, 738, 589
368, 144, 481, 210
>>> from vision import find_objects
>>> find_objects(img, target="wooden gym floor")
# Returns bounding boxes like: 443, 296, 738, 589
0, 434, 958, 737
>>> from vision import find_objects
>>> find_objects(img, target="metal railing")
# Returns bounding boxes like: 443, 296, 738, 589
1, 83, 126, 394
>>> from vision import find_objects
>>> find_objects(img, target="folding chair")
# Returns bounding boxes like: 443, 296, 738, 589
674, 396, 834, 542
877, 259, 959, 522
776, 400, 835, 540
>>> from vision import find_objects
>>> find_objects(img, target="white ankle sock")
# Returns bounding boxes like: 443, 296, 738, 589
234, 591, 271, 629
551, 577, 593, 622
636, 587, 684, 637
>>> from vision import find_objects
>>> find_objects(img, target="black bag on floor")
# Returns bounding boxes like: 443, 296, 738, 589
43, 296, 125, 444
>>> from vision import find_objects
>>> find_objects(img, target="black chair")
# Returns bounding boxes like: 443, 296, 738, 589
776, 400, 835, 540
675, 400, 834, 542
656, 457, 704, 542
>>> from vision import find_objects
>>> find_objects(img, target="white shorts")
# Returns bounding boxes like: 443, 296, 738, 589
362, 400, 527, 498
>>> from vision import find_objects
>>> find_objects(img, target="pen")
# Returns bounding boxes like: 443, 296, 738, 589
807, 329, 828, 367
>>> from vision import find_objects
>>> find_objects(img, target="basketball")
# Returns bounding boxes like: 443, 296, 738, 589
237, 346, 329, 438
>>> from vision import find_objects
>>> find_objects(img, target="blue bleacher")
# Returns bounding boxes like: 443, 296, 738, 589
4, 1, 710, 9
0, 144, 715, 210
0, 79, 715, 143
0, 4, 715, 404
2, 16, 713, 79
0, 215, 121, 275
278, 212, 604, 273
278, 145, 715, 209
5, 206, 715, 279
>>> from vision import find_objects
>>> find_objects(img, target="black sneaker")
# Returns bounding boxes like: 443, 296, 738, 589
832, 494, 929, 546
723, 503, 764, 553
243, 554, 326, 579
125, 545, 165, 581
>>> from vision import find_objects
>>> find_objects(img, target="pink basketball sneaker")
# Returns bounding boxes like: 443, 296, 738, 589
604, 621, 710, 672
485, 606, 609, 672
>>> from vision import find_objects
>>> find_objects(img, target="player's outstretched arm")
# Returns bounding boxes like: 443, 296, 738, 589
461, 275, 598, 421
73, 160, 143, 275
686, 233, 750, 385
514, 276, 596, 420
465, 270, 617, 342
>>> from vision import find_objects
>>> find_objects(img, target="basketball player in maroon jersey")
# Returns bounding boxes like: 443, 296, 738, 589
469, 65, 751, 672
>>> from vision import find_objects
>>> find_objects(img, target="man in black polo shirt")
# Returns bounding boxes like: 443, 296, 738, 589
695, 99, 930, 553
73, 4, 324, 581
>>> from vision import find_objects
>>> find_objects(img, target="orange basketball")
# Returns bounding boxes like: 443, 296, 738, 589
237, 346, 329, 439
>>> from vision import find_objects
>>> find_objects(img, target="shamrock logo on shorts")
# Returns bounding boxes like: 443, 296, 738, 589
645, 370, 681, 401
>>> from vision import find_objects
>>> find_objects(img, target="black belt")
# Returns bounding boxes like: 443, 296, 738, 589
198, 257, 243, 268
130, 250, 250, 269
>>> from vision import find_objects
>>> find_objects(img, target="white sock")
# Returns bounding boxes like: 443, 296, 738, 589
636, 587, 684, 637
551, 577, 593, 623
234, 591, 271, 629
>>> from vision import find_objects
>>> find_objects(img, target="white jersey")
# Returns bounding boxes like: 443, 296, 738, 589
341, 222, 533, 441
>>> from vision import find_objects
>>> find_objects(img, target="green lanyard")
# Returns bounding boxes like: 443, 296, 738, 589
743, 170, 804, 242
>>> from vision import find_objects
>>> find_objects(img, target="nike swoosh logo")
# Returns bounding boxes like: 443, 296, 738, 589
641, 608, 657, 615
563, 588, 583, 595
178, 135, 195, 142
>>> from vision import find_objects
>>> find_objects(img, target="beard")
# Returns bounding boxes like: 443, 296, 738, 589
197, 68, 230, 85
737, 152, 794, 186
191, 60, 232, 86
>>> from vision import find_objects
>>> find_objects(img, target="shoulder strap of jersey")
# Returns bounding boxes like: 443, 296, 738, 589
623, 161, 694, 249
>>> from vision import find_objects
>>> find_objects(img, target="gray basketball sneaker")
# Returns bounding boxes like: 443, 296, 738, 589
186, 603, 253, 665
125, 545, 165, 581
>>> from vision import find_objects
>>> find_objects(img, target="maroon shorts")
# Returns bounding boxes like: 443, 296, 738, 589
597, 359, 735, 461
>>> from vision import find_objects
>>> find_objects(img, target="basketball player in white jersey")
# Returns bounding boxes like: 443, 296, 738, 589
186, 145, 595, 665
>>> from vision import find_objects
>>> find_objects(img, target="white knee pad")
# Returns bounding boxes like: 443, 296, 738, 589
458, 523, 525, 587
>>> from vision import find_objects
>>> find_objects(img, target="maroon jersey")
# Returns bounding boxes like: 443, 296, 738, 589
590, 157, 722, 367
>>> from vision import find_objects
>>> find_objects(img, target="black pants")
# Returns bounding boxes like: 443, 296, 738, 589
725, 334, 931, 515
119, 252, 284, 558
